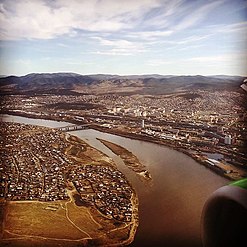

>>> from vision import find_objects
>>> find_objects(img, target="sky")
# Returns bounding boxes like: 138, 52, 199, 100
0, 0, 246, 76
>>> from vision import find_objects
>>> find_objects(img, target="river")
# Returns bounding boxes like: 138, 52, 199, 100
1, 114, 228, 247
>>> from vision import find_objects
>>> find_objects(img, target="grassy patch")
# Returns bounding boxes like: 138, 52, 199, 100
3, 201, 87, 239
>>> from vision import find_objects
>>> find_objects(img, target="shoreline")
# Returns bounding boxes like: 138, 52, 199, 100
91, 126, 238, 181
97, 138, 152, 182
1, 111, 242, 180
61, 132, 140, 246
66, 135, 139, 246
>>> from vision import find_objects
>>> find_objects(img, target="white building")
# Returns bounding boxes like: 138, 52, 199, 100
224, 135, 232, 145
141, 120, 145, 128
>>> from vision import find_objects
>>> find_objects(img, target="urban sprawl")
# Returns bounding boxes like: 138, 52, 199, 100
1, 89, 247, 181
0, 122, 134, 222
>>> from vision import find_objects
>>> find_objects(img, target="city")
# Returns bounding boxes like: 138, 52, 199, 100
1, 0, 247, 246
1, 87, 246, 180
0, 122, 138, 234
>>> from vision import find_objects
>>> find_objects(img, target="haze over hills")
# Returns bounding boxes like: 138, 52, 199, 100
0, 73, 245, 95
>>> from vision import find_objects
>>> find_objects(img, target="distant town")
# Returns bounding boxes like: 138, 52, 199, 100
1, 0, 246, 245
1, 87, 246, 180
0, 74, 247, 247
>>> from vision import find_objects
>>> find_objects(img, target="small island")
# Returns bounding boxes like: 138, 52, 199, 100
98, 138, 152, 182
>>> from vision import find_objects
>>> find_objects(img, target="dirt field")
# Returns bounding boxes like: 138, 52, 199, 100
0, 199, 134, 246
66, 135, 116, 167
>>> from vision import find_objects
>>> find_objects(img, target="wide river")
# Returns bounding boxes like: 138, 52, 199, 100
1, 114, 228, 247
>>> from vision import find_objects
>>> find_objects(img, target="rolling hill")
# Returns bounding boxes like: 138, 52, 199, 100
0, 73, 245, 95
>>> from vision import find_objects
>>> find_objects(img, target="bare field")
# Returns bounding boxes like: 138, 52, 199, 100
2, 201, 89, 238
66, 135, 116, 167
1, 198, 135, 246
0, 200, 125, 246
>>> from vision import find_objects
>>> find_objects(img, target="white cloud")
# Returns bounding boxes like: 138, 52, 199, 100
175, 34, 212, 45
148, 53, 246, 67
91, 36, 146, 56
178, 44, 204, 51
175, 0, 225, 30
92, 50, 133, 56
186, 53, 246, 63
187, 56, 227, 63
148, 59, 173, 66
64, 60, 94, 65
142, 0, 185, 28
205, 21, 247, 37
127, 30, 173, 41
0, 0, 73, 40
0, 0, 238, 43
219, 21, 247, 34
0, 0, 160, 40
92, 37, 134, 48
0, 0, 246, 76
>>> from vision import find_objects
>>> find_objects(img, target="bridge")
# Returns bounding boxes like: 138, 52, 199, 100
56, 124, 91, 132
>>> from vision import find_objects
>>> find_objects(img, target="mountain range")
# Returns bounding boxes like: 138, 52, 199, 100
0, 73, 245, 95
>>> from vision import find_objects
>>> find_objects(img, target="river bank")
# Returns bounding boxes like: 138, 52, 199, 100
1, 111, 241, 180
65, 134, 140, 247
97, 138, 152, 182
1, 113, 230, 247
91, 126, 240, 181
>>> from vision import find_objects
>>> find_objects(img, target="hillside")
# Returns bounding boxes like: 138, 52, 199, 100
0, 73, 245, 95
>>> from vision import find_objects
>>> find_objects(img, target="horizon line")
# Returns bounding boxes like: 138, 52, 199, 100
1, 72, 247, 78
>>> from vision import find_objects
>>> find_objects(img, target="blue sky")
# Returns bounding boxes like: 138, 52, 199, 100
0, 0, 246, 76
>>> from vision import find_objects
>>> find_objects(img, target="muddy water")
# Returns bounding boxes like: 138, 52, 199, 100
72, 129, 228, 247
1, 115, 228, 247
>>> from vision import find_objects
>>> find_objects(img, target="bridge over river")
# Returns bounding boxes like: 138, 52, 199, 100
55, 124, 91, 132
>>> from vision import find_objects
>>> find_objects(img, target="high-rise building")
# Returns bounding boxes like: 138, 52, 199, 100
224, 135, 232, 145
141, 119, 145, 129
